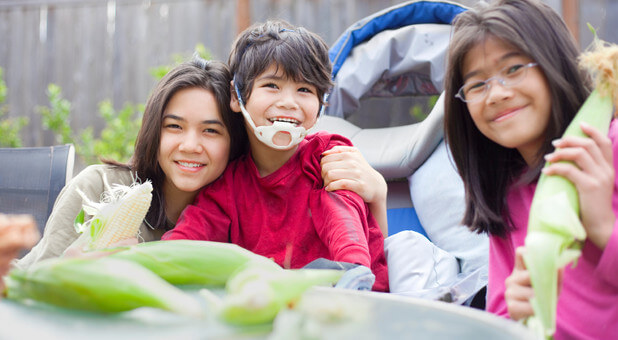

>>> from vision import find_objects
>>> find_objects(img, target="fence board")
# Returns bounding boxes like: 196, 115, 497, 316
0, 0, 615, 151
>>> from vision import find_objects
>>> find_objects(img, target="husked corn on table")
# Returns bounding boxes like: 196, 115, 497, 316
0, 286, 534, 339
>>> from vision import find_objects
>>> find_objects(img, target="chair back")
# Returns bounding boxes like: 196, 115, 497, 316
0, 144, 75, 235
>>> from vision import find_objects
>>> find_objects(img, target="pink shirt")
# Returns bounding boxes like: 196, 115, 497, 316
487, 120, 618, 340
163, 132, 389, 292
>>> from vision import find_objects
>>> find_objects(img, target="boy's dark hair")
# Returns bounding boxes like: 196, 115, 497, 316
443, 0, 589, 237
228, 20, 333, 108
109, 59, 247, 230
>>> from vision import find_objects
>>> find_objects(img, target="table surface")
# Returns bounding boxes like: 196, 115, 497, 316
0, 286, 536, 340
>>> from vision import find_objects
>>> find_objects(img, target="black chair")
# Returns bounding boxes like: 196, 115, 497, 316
0, 144, 75, 235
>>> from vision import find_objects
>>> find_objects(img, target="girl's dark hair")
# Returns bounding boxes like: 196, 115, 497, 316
107, 59, 247, 230
444, 0, 590, 237
228, 19, 333, 107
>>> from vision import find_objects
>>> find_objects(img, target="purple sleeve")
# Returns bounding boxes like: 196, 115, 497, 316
595, 119, 618, 288
486, 234, 516, 317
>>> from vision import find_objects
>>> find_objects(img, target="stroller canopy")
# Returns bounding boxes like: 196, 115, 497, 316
326, 0, 466, 122
318, 0, 467, 180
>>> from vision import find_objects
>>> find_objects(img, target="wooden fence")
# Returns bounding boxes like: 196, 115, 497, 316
0, 0, 615, 148
0, 0, 421, 147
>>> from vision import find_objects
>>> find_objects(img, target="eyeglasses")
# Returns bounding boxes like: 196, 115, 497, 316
455, 62, 538, 103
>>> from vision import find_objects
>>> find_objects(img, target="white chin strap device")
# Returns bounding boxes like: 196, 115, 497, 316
234, 81, 322, 150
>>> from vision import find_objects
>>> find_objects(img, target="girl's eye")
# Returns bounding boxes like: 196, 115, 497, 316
506, 64, 524, 75
263, 82, 278, 89
466, 81, 486, 93
204, 128, 221, 134
164, 123, 181, 129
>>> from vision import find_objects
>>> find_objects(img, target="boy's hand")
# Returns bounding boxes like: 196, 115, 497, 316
542, 122, 615, 249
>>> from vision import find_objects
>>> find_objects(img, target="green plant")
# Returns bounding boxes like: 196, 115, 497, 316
39, 44, 211, 164
409, 95, 439, 122
0, 67, 28, 147
149, 43, 213, 80
39, 84, 73, 145
38, 86, 142, 164
79, 101, 143, 164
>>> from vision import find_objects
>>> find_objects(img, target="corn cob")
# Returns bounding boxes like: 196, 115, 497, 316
214, 266, 344, 325
523, 29, 617, 339
74, 176, 152, 251
109, 240, 280, 286
4, 257, 202, 317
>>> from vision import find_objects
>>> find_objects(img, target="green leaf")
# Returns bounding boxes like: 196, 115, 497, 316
73, 209, 85, 233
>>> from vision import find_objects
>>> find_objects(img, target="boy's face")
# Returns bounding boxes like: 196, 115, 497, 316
232, 64, 320, 148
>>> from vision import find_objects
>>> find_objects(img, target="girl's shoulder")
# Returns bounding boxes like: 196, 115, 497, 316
69, 164, 136, 196
74, 163, 133, 182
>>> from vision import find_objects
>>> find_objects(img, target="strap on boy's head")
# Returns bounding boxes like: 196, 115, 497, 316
191, 51, 210, 70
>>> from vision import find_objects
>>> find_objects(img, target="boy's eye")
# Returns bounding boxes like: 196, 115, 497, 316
298, 87, 314, 93
263, 82, 279, 89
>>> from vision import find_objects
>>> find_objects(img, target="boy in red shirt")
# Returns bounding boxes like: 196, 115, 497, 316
163, 20, 388, 292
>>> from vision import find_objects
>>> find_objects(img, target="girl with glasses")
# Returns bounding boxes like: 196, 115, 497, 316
444, 0, 617, 339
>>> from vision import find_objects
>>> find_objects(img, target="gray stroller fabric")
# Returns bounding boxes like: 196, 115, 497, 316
320, 24, 452, 179
326, 23, 451, 119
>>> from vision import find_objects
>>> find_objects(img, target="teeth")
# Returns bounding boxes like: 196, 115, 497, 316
178, 161, 202, 168
270, 117, 299, 125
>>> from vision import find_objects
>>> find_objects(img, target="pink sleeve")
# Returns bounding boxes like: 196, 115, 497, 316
595, 223, 618, 288
486, 234, 516, 317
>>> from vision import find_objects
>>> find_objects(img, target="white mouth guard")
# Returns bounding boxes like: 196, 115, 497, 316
235, 83, 316, 150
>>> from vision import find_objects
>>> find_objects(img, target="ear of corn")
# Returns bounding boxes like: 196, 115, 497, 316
109, 239, 280, 286
523, 29, 617, 339
4, 257, 202, 317
74, 178, 153, 251
216, 266, 344, 325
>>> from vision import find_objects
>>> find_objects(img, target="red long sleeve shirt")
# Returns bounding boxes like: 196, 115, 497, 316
163, 132, 389, 292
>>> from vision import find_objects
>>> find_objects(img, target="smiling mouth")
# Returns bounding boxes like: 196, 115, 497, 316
494, 107, 522, 122
268, 117, 300, 126
176, 161, 205, 168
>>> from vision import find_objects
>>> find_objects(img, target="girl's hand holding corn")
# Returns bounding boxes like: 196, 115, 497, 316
505, 247, 563, 322
542, 122, 616, 249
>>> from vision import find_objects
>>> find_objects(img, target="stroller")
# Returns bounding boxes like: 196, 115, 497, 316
316, 0, 488, 307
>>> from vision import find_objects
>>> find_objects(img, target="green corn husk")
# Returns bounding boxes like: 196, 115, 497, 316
215, 266, 344, 326
4, 257, 202, 317
523, 27, 617, 339
109, 240, 280, 286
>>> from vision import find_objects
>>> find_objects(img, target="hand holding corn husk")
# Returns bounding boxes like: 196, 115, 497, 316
71, 175, 152, 252
0, 214, 40, 296
522, 28, 618, 338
